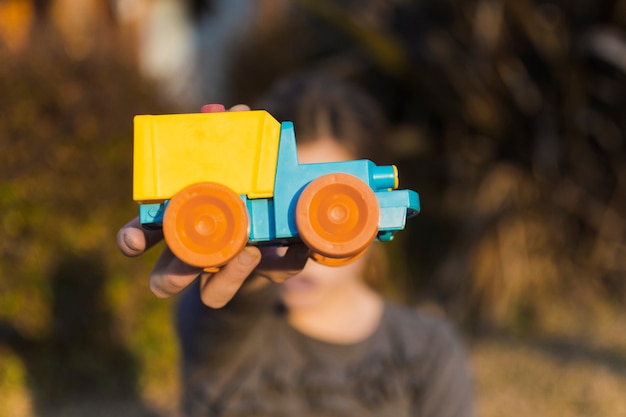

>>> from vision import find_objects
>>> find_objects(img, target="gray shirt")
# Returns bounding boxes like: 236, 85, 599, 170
176, 279, 475, 417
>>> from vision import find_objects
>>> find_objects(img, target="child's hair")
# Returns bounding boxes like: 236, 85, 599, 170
256, 71, 392, 291
255, 72, 390, 164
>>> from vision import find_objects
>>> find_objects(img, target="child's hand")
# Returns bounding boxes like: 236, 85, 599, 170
117, 218, 309, 307
117, 103, 309, 307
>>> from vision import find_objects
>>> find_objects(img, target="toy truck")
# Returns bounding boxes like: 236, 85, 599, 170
134, 108, 420, 271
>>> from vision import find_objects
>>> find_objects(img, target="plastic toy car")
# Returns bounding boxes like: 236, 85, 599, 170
133, 106, 420, 271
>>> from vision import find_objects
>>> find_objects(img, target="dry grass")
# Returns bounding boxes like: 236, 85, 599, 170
472, 339, 626, 417
471, 298, 626, 417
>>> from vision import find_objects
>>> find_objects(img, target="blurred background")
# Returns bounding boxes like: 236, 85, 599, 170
1, 0, 625, 416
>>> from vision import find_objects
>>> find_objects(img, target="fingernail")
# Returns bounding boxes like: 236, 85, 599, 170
123, 231, 139, 252
238, 247, 259, 266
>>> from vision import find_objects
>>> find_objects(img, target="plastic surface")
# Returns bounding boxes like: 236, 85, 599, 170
163, 182, 249, 269
133, 110, 281, 203
270, 122, 400, 240
134, 108, 421, 269
308, 248, 369, 267
295, 173, 380, 260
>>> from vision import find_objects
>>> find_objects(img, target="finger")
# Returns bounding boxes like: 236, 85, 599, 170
255, 243, 310, 283
229, 104, 251, 112
149, 246, 202, 298
198, 246, 262, 308
117, 217, 164, 257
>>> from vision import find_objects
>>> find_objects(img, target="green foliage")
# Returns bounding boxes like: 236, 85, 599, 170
0, 28, 174, 413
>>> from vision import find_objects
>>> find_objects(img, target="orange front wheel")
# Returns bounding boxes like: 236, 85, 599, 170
163, 182, 249, 269
296, 173, 380, 265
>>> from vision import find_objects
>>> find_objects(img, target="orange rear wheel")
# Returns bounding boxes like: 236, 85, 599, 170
163, 182, 249, 269
309, 248, 369, 267
296, 173, 379, 264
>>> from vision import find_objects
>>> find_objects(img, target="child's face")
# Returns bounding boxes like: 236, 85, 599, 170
279, 136, 370, 311
296, 136, 354, 165
279, 250, 369, 311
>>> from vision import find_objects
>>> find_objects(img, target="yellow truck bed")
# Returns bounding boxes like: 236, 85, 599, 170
133, 110, 281, 203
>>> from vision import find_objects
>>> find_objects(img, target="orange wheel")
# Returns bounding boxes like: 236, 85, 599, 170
296, 173, 379, 263
309, 248, 369, 267
163, 182, 249, 269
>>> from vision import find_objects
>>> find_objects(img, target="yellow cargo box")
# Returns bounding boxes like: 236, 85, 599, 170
133, 110, 281, 203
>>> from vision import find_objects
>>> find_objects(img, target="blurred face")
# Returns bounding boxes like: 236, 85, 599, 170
279, 136, 371, 311
296, 136, 355, 164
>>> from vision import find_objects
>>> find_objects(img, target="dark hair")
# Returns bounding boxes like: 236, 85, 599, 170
255, 72, 390, 163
